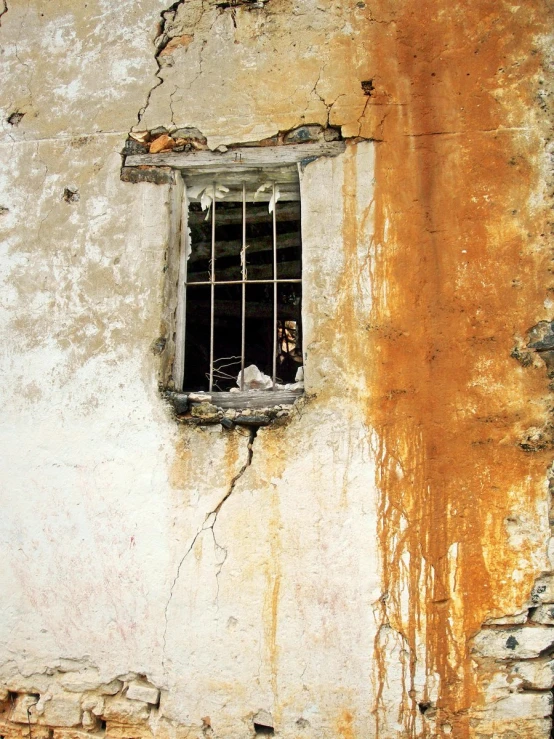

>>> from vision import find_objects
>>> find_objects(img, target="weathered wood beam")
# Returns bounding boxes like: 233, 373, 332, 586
125, 141, 346, 169
189, 260, 301, 282
188, 231, 300, 262
187, 201, 300, 225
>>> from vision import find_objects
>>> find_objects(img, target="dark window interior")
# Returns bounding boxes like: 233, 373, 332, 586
183, 198, 302, 392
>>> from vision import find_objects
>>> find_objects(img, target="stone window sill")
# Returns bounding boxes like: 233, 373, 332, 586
164, 389, 304, 427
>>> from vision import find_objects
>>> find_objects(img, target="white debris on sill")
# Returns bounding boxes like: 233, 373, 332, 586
235, 364, 304, 392
278, 381, 304, 390
237, 364, 273, 390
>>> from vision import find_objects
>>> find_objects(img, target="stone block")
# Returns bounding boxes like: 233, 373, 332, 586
60, 671, 121, 695
102, 699, 150, 724
548, 537, 554, 569
172, 127, 206, 143
105, 724, 154, 739
82, 710, 99, 731
82, 697, 104, 716
284, 126, 323, 144
0, 720, 28, 739
53, 730, 100, 739
530, 575, 554, 604
0, 721, 50, 739
531, 604, 554, 625
39, 697, 82, 727
125, 681, 159, 705
512, 659, 554, 690
10, 694, 39, 723
472, 627, 554, 660
478, 692, 552, 720
484, 611, 528, 626
470, 717, 552, 738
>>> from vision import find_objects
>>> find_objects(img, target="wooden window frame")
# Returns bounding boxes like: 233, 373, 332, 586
125, 141, 345, 412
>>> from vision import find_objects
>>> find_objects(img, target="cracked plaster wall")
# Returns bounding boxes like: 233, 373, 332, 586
1, 0, 554, 737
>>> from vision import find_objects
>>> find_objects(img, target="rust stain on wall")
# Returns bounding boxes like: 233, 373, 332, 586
353, 0, 554, 730
336, 708, 354, 739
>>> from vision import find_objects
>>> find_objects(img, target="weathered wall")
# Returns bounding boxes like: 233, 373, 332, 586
0, 0, 553, 737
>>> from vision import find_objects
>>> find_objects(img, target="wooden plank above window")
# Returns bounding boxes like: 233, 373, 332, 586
124, 141, 346, 169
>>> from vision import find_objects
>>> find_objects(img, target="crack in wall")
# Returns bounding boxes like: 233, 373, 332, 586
0, 1, 8, 27
161, 427, 257, 672
133, 0, 187, 131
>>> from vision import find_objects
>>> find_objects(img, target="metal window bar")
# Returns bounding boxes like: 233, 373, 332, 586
272, 182, 278, 389
241, 183, 246, 391
209, 181, 216, 392
184, 181, 301, 392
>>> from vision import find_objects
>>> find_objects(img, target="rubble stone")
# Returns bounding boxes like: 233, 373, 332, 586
60, 673, 121, 695
54, 730, 102, 739
190, 402, 219, 419
484, 612, 528, 625
172, 127, 206, 143
10, 694, 40, 723
149, 134, 175, 154
126, 681, 160, 705
511, 659, 554, 690
475, 692, 552, 720
530, 575, 554, 605
284, 126, 323, 143
39, 697, 82, 727
102, 698, 150, 723
472, 627, 554, 660
530, 604, 554, 624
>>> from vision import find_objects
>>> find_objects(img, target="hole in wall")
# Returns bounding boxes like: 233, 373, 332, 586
7, 111, 24, 126
63, 187, 80, 203
100, 720, 107, 732
361, 79, 374, 96
418, 702, 431, 715
253, 724, 274, 736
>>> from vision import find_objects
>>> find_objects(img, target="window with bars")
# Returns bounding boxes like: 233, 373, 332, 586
173, 171, 304, 404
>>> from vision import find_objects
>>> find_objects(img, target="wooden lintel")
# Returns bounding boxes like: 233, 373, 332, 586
125, 141, 346, 169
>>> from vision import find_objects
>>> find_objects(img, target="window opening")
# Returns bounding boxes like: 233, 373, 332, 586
180, 177, 303, 398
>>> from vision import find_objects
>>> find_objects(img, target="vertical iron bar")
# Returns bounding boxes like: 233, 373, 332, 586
272, 182, 277, 390
209, 182, 216, 392
172, 174, 187, 391
240, 183, 246, 391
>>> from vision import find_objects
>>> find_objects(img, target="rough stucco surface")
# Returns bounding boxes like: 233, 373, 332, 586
1, 0, 554, 737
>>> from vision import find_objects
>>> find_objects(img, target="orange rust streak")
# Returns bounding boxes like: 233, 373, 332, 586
337, 709, 354, 739
343, 0, 554, 729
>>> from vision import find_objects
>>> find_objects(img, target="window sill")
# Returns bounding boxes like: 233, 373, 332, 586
164, 389, 304, 427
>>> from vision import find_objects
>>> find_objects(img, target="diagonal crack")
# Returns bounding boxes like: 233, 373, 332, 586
0, 1, 8, 27
161, 427, 257, 673
133, 0, 186, 130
